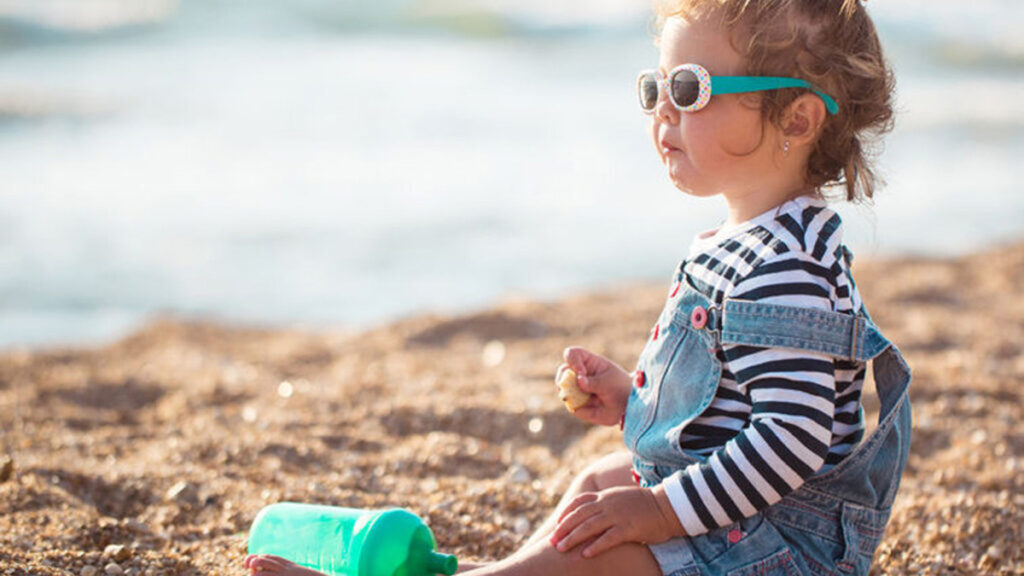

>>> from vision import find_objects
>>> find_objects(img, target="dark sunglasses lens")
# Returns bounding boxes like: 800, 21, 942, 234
671, 69, 700, 108
638, 74, 659, 111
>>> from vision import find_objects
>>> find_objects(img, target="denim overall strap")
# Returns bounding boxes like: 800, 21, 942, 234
760, 345, 912, 575
718, 300, 890, 363
803, 345, 912, 507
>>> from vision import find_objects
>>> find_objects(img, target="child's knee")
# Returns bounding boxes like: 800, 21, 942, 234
575, 459, 607, 492
586, 451, 635, 491
566, 452, 633, 497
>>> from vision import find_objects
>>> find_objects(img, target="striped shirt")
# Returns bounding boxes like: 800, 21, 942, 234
662, 195, 867, 536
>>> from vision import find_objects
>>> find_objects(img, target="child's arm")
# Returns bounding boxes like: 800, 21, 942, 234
660, 345, 835, 535
550, 484, 685, 558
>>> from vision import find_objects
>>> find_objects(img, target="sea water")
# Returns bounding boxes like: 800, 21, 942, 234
1, 0, 1022, 349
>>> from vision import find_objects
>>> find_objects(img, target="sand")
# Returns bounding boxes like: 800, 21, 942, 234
1, 242, 1022, 576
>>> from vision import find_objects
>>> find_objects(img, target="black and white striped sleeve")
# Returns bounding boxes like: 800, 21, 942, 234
662, 251, 838, 535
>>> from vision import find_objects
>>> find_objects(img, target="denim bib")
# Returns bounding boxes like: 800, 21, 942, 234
624, 271, 912, 576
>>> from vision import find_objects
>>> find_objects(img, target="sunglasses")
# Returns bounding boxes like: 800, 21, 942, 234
637, 63, 839, 115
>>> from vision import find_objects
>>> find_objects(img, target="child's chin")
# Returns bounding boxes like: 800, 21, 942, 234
665, 175, 695, 195
673, 181, 715, 198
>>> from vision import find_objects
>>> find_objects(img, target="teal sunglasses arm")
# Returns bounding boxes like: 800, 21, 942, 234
711, 76, 839, 115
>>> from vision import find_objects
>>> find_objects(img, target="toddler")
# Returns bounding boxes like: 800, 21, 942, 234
245, 1, 909, 575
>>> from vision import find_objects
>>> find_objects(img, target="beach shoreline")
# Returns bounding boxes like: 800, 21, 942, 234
1, 242, 1022, 575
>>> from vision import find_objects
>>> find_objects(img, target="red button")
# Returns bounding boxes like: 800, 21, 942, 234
634, 370, 646, 388
631, 470, 642, 485
728, 529, 743, 544
670, 281, 681, 298
618, 414, 625, 431
690, 306, 707, 329
652, 324, 659, 341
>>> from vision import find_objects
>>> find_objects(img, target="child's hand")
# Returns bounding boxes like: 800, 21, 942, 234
556, 347, 631, 426
550, 485, 685, 558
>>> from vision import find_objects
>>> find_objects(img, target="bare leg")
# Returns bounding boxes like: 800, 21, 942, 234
464, 534, 661, 576
522, 451, 635, 548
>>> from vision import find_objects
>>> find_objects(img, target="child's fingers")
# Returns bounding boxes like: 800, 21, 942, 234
574, 369, 608, 396
555, 502, 596, 535
556, 513, 613, 553
556, 492, 598, 524
562, 347, 592, 375
554, 363, 569, 385
553, 501, 603, 548
581, 526, 625, 558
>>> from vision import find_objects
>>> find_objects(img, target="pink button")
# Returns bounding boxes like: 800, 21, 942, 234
670, 281, 681, 298
634, 370, 646, 388
728, 529, 742, 544
652, 324, 659, 341
690, 306, 708, 329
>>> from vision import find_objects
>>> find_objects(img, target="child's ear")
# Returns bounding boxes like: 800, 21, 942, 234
781, 93, 827, 146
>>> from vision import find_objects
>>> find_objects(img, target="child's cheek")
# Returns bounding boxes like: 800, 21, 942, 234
711, 104, 766, 157
648, 120, 665, 162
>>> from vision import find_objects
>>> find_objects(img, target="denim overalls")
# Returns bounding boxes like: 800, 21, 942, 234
622, 271, 912, 576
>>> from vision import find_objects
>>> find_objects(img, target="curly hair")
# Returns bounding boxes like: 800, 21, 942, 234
653, 0, 895, 203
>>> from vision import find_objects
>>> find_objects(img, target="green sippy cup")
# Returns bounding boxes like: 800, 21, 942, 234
247, 502, 458, 576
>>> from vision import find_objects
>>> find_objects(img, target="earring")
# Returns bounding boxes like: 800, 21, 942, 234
783, 140, 791, 157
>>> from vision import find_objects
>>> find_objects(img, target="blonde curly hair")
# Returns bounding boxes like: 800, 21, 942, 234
654, 0, 895, 203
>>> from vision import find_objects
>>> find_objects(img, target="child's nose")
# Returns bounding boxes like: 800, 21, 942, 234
653, 91, 679, 125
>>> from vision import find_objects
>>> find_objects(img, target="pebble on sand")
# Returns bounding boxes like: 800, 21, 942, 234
165, 480, 198, 505
506, 464, 532, 484
103, 544, 132, 563
0, 454, 13, 483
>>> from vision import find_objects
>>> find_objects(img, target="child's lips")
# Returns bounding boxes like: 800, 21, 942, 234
660, 140, 682, 157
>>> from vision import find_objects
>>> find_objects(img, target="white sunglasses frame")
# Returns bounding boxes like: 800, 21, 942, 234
637, 63, 712, 113
637, 63, 840, 115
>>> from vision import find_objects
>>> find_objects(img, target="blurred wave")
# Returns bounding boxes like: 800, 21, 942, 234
932, 38, 1024, 73
0, 0, 176, 44
0, 0, 649, 44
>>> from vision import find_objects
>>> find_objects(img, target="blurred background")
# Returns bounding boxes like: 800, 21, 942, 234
0, 0, 1021, 350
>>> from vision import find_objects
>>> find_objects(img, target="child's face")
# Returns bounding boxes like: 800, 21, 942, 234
650, 17, 779, 199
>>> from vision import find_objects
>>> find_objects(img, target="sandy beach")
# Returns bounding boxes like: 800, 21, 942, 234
1, 242, 1022, 576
